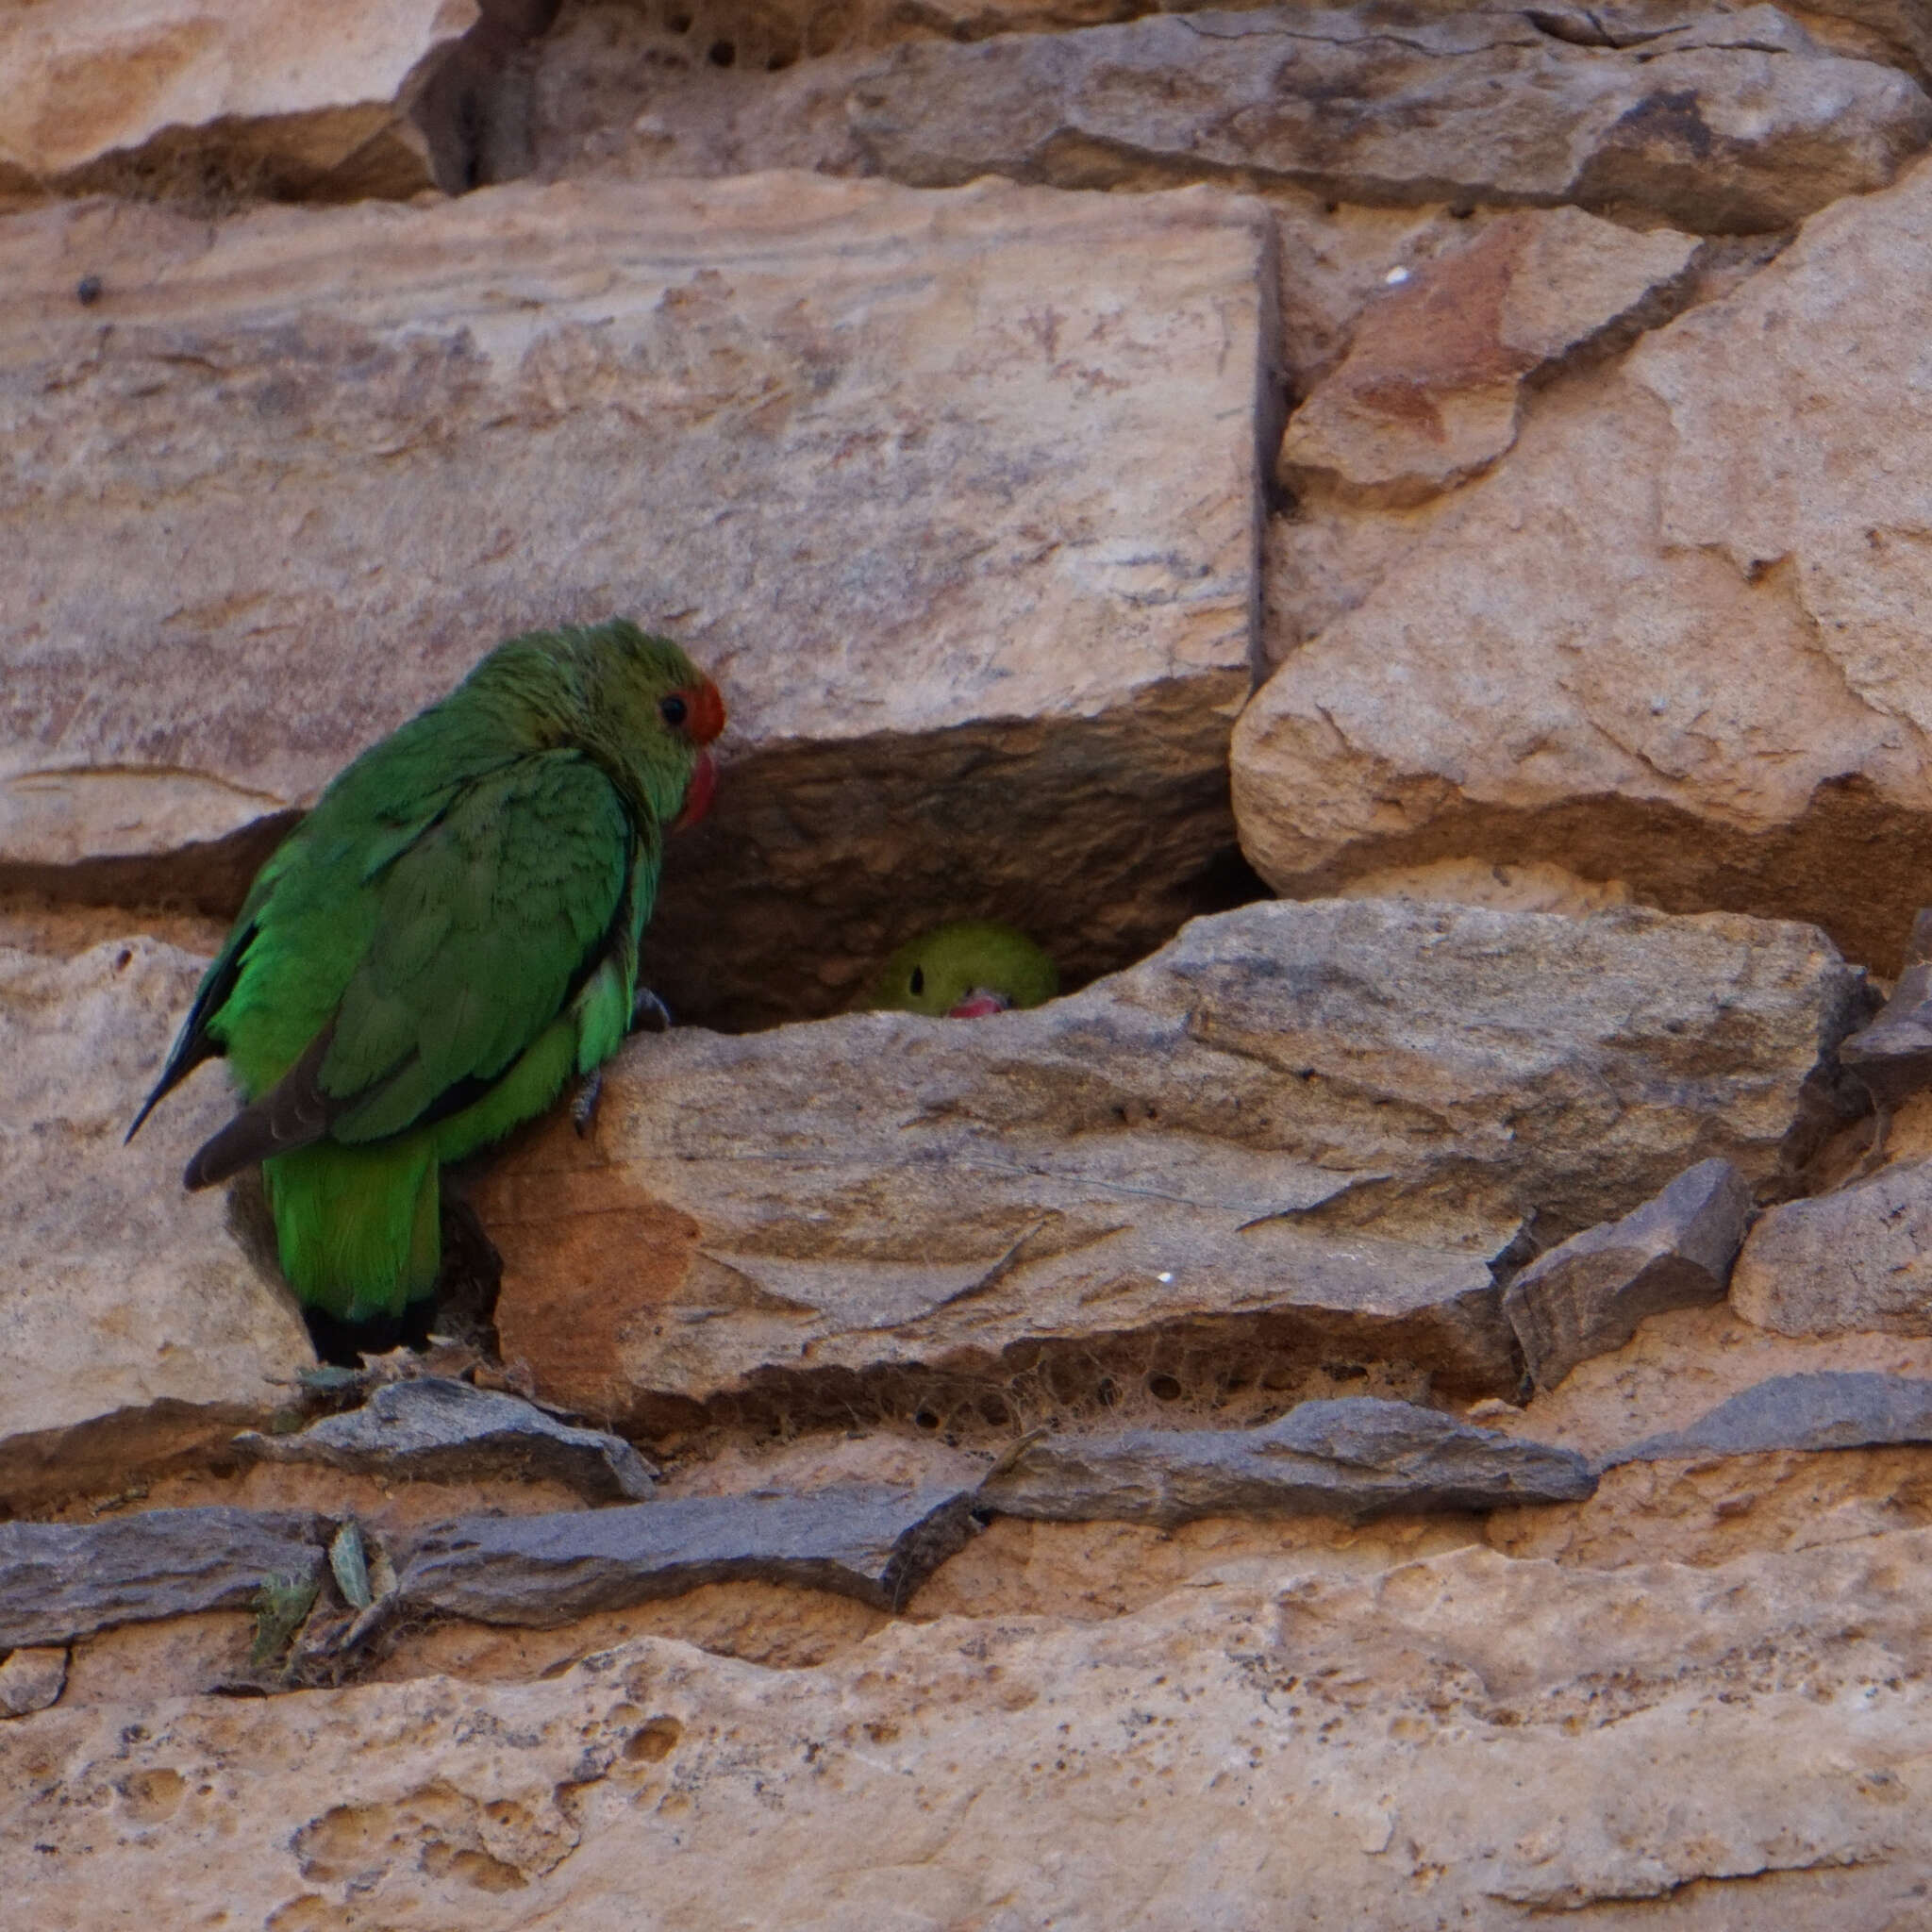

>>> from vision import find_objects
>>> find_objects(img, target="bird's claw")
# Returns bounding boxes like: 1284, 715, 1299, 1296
631, 986, 673, 1034
572, 1070, 603, 1138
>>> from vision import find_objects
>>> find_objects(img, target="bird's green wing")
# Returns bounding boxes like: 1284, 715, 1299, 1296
185, 752, 634, 1184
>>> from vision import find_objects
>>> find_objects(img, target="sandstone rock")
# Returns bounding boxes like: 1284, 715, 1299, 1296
11, 1531, 1932, 1923
1233, 151, 1932, 976
476, 897, 1864, 1429
1840, 906, 1932, 1107
0, 1647, 65, 1718
235, 1378, 657, 1502
1504, 1158, 1755, 1390
1608, 1369, 1932, 1461
1732, 1158, 1932, 1333
0, 0, 477, 203
0, 939, 313, 1507
0, 1508, 326, 1650
398, 1485, 982, 1620
845, 6, 1932, 231
980, 1397, 1594, 1524
1279, 208, 1700, 505
0, 174, 1263, 1027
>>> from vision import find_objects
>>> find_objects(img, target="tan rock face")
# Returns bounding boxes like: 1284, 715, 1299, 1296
0, 937, 311, 1506
1279, 208, 1700, 506
1235, 151, 1932, 975
474, 898, 1862, 1428
0, 174, 1263, 1025
10, 1529, 1932, 1925
0, 0, 478, 203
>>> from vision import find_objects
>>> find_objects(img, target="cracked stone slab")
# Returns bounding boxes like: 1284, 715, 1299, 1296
1504, 1158, 1755, 1390
1607, 1370, 1932, 1463
234, 1377, 657, 1503
0, 937, 313, 1508
0, 1508, 327, 1651
844, 4, 1932, 232
1233, 148, 1932, 977
978, 1398, 1595, 1526
0, 0, 477, 202
475, 897, 1864, 1429
0, 172, 1263, 1029
397, 1485, 982, 1621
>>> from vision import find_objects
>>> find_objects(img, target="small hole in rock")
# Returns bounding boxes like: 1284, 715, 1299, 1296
1096, 1376, 1120, 1407
767, 51, 794, 69
1147, 1374, 1183, 1402
708, 39, 736, 65
665, 8, 692, 30
977, 1396, 1010, 1425
625, 1717, 682, 1763
913, 1407, 941, 1430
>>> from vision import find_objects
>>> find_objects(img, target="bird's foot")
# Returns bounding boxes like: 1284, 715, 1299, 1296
631, 986, 673, 1034
572, 1069, 603, 1138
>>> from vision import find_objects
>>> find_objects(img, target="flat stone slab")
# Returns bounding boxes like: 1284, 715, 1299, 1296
979, 1398, 1595, 1526
397, 1485, 982, 1621
1607, 1371, 1932, 1464
0, 1507, 326, 1650
0, 938, 313, 1507
476, 897, 1864, 1428
0, 172, 1263, 1027
1504, 1158, 1755, 1390
235, 1377, 657, 1502
845, 5, 1931, 232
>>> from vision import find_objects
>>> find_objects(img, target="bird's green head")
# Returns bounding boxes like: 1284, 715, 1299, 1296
858, 921, 1059, 1018
561, 620, 727, 832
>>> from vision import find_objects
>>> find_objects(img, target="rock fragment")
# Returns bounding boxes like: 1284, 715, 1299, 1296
1839, 907, 1932, 1109
0, 1647, 66, 1718
1504, 1158, 1755, 1390
1731, 1159, 1932, 1335
397, 1486, 982, 1621
235, 1377, 656, 1502
1280, 208, 1701, 505
0, 939, 313, 1507
0, 174, 1263, 1026
0, 0, 477, 202
980, 1399, 1595, 1525
0, 1509, 326, 1651
846, 6, 1932, 231
476, 898, 1864, 1428
1607, 1370, 1932, 1463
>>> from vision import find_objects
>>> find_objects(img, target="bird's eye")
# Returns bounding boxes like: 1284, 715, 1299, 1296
659, 694, 690, 728
909, 966, 924, 996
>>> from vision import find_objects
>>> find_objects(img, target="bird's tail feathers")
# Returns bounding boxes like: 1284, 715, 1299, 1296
263, 1135, 441, 1324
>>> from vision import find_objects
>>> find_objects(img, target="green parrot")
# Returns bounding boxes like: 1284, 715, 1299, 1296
128, 619, 725, 1360
858, 921, 1058, 1018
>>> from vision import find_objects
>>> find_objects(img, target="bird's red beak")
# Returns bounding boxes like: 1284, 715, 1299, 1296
687, 678, 726, 745
947, 989, 1013, 1020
